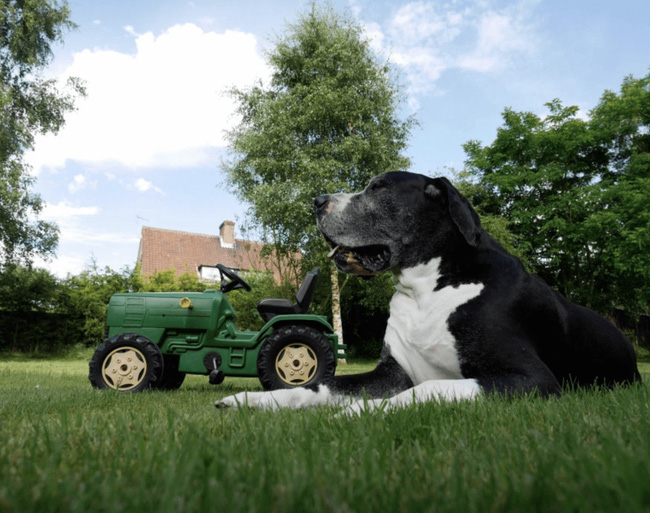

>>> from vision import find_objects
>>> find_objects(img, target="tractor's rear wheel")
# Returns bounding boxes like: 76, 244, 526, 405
89, 333, 163, 392
257, 325, 335, 390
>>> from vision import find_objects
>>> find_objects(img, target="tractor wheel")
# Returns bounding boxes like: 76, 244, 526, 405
154, 354, 186, 390
89, 333, 163, 392
257, 325, 336, 390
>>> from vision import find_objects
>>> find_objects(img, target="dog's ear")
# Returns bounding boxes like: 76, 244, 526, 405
425, 177, 482, 247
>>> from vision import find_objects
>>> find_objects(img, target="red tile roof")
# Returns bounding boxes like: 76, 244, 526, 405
137, 223, 294, 283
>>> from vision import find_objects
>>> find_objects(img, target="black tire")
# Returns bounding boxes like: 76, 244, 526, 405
154, 354, 186, 390
89, 333, 163, 392
257, 325, 336, 390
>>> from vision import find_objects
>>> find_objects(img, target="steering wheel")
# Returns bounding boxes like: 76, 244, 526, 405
217, 263, 251, 293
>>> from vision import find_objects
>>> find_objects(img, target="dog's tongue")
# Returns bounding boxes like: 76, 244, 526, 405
327, 245, 340, 259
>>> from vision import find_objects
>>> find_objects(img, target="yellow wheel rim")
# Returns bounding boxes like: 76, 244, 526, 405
101, 347, 147, 391
275, 343, 318, 386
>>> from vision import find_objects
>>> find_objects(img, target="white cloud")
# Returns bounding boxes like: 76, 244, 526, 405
123, 25, 139, 37
68, 173, 97, 194
42, 201, 99, 220
40, 201, 139, 255
28, 23, 270, 174
34, 254, 88, 278
361, 21, 385, 54
458, 7, 538, 72
62, 229, 140, 245
364, 0, 540, 102
389, 2, 462, 46
133, 177, 164, 195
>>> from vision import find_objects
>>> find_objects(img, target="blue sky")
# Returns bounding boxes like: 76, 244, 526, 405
28, 0, 650, 277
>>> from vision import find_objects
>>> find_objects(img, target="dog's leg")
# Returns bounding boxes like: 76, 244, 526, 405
475, 371, 562, 397
217, 349, 414, 411
340, 379, 482, 415
216, 385, 346, 410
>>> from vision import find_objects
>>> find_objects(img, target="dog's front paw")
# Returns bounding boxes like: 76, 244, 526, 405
216, 391, 280, 410
216, 392, 247, 409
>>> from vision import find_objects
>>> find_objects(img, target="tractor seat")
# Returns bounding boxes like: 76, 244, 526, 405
257, 268, 319, 322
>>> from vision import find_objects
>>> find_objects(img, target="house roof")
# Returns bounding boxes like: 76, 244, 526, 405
137, 224, 289, 282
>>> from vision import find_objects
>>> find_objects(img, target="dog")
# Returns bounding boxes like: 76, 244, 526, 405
217, 171, 641, 414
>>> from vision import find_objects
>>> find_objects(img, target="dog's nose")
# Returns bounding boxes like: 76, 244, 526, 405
314, 195, 330, 211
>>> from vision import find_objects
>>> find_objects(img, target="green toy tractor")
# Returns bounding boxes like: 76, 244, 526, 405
88, 264, 344, 392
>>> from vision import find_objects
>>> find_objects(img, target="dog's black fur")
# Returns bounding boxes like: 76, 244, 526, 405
314, 171, 641, 398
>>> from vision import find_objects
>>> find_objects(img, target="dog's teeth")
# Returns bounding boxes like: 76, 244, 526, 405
327, 245, 340, 259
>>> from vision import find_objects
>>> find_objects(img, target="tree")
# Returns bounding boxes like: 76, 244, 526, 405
588, 73, 650, 312
0, 0, 84, 266
463, 71, 650, 315
0, 262, 60, 312
222, 3, 415, 354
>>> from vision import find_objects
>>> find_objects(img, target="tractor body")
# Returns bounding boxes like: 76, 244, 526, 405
104, 290, 338, 377
90, 266, 344, 392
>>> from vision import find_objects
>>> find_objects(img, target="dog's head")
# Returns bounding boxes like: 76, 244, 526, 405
314, 172, 482, 275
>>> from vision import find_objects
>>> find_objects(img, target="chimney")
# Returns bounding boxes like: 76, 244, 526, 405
219, 220, 235, 247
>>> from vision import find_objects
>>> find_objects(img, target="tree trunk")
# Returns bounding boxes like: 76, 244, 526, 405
330, 265, 347, 364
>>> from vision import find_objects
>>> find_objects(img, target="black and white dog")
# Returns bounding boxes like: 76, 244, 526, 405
218, 171, 641, 414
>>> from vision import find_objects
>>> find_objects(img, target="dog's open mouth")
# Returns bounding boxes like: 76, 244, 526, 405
325, 240, 390, 276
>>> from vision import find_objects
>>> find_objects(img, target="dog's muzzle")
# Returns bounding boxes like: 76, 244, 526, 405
314, 195, 391, 276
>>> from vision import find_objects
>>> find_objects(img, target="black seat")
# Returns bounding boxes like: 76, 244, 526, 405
257, 268, 319, 322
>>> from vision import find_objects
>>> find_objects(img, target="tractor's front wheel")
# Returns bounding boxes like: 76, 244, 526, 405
257, 325, 336, 390
89, 333, 163, 392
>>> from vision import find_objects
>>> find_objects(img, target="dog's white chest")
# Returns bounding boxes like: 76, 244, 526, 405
385, 258, 484, 385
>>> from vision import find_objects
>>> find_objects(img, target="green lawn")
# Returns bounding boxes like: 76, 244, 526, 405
1, 353, 649, 513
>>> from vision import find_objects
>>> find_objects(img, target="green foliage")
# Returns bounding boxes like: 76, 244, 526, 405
588, 73, 650, 311
223, 3, 413, 255
0, 262, 60, 311
0, 0, 84, 265
0, 262, 139, 352
339, 273, 394, 358
223, 3, 414, 256
226, 271, 295, 331
57, 263, 140, 347
463, 71, 650, 315
1, 357, 649, 513
0, 310, 76, 353
139, 268, 207, 293
0, 263, 77, 352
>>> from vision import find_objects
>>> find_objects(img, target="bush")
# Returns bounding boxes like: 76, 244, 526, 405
0, 263, 139, 352
226, 271, 294, 331
139, 268, 207, 293
57, 265, 140, 348
0, 264, 80, 353
0, 310, 83, 353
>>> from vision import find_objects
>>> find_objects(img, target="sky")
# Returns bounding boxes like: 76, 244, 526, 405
26, 0, 650, 277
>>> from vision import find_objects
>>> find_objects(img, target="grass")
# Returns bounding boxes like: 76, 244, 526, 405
1, 351, 649, 513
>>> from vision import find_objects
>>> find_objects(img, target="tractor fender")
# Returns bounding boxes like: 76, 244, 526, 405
257, 314, 335, 341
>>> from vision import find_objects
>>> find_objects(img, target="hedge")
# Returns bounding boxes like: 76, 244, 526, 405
0, 311, 86, 354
